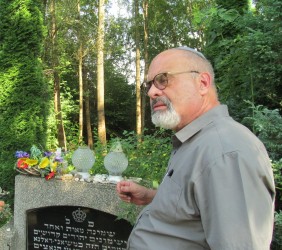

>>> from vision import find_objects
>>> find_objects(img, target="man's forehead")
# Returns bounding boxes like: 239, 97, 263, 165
148, 50, 189, 75
153, 49, 184, 62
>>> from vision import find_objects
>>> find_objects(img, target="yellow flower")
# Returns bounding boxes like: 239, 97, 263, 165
25, 159, 38, 166
50, 161, 58, 172
39, 157, 50, 169
18, 157, 28, 161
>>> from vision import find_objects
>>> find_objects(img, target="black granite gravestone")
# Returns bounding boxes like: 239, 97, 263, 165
26, 206, 133, 250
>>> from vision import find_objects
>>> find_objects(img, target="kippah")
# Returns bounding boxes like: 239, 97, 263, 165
176, 46, 206, 59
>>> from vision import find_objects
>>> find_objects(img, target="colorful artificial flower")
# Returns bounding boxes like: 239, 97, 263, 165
44, 151, 52, 157
50, 161, 58, 172
17, 159, 28, 169
39, 157, 50, 169
54, 148, 63, 162
25, 159, 38, 166
55, 156, 63, 162
15, 145, 67, 180
45, 171, 55, 180
15, 151, 29, 158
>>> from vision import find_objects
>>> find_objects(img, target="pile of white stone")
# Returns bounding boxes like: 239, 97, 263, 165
57, 173, 142, 184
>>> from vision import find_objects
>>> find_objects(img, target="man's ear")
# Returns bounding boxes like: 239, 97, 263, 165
198, 72, 212, 95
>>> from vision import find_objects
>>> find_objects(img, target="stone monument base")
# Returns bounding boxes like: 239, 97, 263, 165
1, 175, 132, 250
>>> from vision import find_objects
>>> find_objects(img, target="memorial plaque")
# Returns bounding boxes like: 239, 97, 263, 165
26, 206, 133, 250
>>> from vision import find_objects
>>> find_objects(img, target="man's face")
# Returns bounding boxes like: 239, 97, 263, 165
151, 96, 181, 130
147, 50, 203, 131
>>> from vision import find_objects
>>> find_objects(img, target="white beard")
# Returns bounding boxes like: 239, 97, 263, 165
151, 97, 180, 130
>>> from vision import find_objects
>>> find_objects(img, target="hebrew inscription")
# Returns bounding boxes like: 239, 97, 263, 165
27, 206, 132, 250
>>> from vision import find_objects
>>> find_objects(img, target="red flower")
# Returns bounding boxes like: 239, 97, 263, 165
17, 159, 28, 169
45, 172, 55, 180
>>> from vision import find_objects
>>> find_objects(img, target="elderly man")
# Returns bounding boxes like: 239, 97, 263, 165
116, 47, 275, 250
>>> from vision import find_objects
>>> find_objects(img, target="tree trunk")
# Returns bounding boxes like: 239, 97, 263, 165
77, 0, 84, 144
142, 0, 149, 132
135, 0, 142, 137
51, 0, 67, 150
78, 43, 84, 144
84, 73, 93, 149
97, 0, 107, 146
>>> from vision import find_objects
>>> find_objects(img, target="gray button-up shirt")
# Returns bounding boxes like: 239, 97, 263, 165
128, 105, 275, 250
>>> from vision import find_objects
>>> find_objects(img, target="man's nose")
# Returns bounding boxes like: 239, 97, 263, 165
148, 84, 163, 98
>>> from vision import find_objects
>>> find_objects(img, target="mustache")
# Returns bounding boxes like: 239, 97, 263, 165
151, 97, 171, 109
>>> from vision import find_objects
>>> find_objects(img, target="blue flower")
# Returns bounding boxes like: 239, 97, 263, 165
44, 151, 53, 157
54, 156, 63, 163
15, 151, 30, 158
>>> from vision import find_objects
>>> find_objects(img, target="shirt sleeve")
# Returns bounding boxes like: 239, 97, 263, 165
194, 150, 275, 250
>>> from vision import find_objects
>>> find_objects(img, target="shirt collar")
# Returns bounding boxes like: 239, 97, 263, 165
172, 105, 230, 147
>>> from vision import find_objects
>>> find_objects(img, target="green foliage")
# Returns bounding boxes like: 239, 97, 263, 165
0, 163, 15, 209
104, 63, 136, 135
116, 201, 142, 225
273, 160, 282, 192
243, 102, 282, 161
242, 103, 282, 222
121, 130, 171, 184
0, 0, 49, 203
91, 129, 172, 186
0, 203, 12, 228
144, 0, 207, 59
216, 0, 249, 14
271, 211, 282, 250
197, 0, 282, 121
242, 102, 282, 212
272, 160, 282, 208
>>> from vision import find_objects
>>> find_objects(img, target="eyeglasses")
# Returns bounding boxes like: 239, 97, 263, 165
143, 70, 200, 93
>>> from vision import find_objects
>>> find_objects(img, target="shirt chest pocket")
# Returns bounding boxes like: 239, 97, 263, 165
149, 175, 182, 223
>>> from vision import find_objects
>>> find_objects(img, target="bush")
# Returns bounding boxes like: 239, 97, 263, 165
271, 211, 282, 250
243, 102, 282, 161
91, 129, 172, 187
241, 103, 282, 247
0, 203, 12, 228
272, 160, 282, 210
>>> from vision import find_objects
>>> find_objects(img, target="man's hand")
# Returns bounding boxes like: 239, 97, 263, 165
0, 200, 5, 211
116, 181, 157, 205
